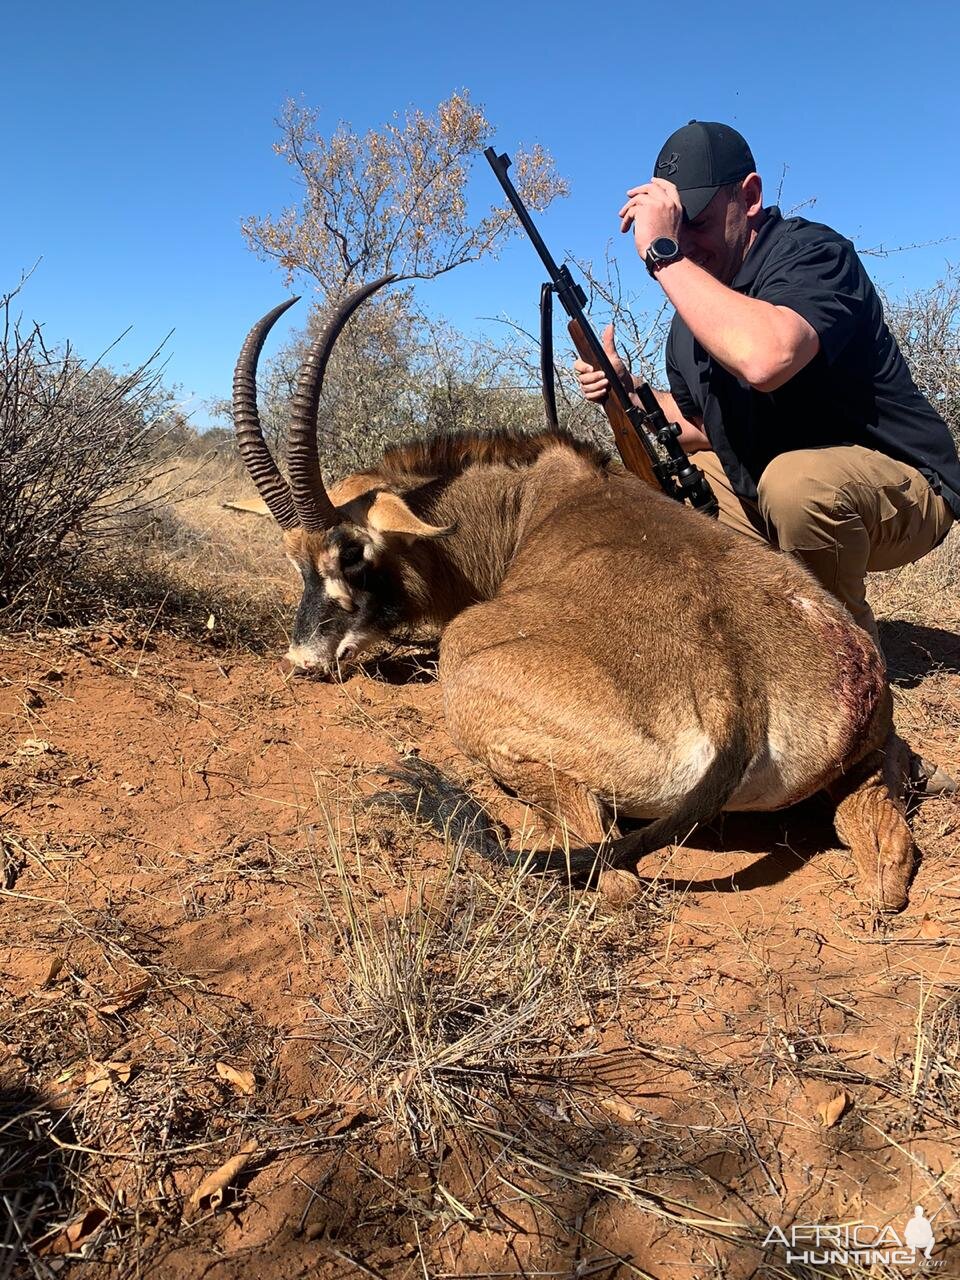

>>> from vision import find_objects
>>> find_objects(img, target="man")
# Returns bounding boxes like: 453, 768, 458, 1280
575, 120, 960, 652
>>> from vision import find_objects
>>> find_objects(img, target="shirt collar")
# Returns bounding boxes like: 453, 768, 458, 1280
732, 206, 784, 291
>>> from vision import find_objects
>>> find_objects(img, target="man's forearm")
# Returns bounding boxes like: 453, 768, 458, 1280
654, 258, 818, 391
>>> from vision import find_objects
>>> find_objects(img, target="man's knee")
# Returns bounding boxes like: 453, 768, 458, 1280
757, 450, 850, 547
756, 450, 876, 638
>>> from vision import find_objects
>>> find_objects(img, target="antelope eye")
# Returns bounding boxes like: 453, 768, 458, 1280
339, 542, 364, 570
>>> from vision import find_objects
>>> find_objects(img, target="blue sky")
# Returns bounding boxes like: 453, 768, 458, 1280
3, 0, 958, 427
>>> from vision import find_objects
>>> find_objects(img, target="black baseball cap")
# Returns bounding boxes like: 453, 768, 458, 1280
654, 121, 756, 220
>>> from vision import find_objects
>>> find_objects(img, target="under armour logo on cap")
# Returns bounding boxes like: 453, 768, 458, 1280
653, 122, 756, 220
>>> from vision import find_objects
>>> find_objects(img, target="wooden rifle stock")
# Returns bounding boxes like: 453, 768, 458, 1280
567, 319, 660, 491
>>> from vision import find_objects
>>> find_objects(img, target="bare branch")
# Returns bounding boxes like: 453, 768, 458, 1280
858, 235, 956, 259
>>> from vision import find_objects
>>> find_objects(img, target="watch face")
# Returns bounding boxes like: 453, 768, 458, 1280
651, 237, 679, 257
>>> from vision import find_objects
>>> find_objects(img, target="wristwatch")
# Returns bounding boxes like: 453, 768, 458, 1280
645, 236, 683, 277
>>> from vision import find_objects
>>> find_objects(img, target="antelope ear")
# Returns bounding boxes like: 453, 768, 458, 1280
222, 497, 272, 517
366, 491, 451, 542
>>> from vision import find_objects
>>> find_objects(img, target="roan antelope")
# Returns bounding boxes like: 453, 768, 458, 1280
233, 277, 916, 911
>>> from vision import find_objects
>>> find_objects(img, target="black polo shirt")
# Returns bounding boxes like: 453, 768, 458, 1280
665, 207, 960, 517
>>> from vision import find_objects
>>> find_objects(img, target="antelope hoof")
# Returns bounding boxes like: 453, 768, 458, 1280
872, 849, 914, 915
856, 814, 914, 914
597, 868, 644, 907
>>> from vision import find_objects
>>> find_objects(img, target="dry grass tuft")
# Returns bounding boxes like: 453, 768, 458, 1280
870, 526, 960, 634
312, 825, 624, 1159
297, 820, 840, 1274
912, 987, 960, 1119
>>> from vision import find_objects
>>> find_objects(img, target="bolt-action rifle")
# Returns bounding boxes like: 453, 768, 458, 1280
484, 146, 718, 515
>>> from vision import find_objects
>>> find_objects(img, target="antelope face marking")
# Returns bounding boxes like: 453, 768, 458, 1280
283, 527, 401, 678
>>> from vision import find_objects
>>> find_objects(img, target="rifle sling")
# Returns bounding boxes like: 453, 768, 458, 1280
539, 283, 560, 430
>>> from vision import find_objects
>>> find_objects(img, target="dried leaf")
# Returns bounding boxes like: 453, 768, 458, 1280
84, 1062, 132, 1095
206, 613, 216, 631
919, 915, 947, 940
67, 1206, 108, 1246
818, 1089, 849, 1127
98, 977, 151, 1015
599, 1095, 640, 1123
190, 1139, 258, 1211
17, 737, 55, 758
216, 1061, 256, 1096
286, 1102, 328, 1124
36, 1206, 109, 1255
327, 1106, 371, 1136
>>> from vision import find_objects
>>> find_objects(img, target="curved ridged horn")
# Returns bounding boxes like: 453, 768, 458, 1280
286, 274, 398, 531
233, 297, 301, 530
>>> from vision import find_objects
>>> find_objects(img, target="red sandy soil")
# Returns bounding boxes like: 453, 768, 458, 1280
1, 622, 958, 1279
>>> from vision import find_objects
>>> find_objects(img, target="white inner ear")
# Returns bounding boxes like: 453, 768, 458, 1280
365, 490, 451, 541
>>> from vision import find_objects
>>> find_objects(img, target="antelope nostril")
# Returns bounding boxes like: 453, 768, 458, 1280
284, 645, 326, 677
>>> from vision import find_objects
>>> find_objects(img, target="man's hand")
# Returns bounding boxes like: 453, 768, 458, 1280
573, 324, 634, 402
619, 178, 683, 259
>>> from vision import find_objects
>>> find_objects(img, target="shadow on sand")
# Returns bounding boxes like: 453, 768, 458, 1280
361, 641, 440, 686
0, 1081, 79, 1275
879, 618, 960, 688
631, 798, 834, 896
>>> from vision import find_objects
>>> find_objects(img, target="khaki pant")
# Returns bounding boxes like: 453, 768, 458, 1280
691, 446, 954, 642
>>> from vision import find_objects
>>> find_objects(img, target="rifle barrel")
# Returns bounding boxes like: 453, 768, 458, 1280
484, 141, 718, 517
484, 148, 565, 281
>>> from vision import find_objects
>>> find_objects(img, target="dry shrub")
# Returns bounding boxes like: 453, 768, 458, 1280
0, 279, 181, 623
883, 266, 960, 450
50, 456, 295, 651
229, 89, 568, 480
